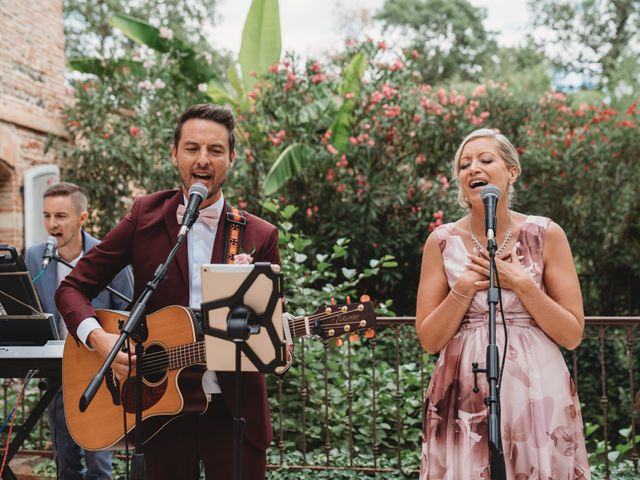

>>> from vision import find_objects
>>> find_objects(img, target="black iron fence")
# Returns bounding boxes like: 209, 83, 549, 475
1, 317, 638, 479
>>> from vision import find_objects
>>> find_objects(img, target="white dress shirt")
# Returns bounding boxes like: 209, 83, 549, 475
56, 251, 83, 339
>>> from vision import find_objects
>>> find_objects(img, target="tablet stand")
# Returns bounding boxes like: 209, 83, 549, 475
200, 262, 285, 480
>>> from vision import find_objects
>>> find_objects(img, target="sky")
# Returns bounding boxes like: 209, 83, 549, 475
209, 0, 531, 57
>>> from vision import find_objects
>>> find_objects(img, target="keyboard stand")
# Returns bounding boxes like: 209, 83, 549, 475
1, 375, 61, 480
0, 339, 63, 480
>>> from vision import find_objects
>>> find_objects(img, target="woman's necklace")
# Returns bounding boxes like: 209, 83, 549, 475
469, 214, 512, 256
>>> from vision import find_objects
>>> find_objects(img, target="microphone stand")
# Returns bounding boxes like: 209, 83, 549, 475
472, 235, 506, 480
78, 228, 192, 480
52, 255, 132, 305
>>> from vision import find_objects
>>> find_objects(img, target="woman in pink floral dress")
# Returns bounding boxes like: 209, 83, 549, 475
415, 129, 591, 479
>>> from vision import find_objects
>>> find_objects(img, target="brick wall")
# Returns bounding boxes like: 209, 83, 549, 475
0, 0, 67, 251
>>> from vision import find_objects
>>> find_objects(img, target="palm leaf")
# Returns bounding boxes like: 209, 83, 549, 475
263, 143, 309, 195
329, 52, 368, 152
68, 57, 144, 77
238, 0, 282, 92
109, 14, 170, 52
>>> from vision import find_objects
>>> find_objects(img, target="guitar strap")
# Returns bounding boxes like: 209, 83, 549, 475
222, 205, 247, 264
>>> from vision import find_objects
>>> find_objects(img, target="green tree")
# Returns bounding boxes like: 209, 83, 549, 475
481, 38, 553, 98
529, 0, 640, 105
375, 0, 498, 83
64, 0, 224, 58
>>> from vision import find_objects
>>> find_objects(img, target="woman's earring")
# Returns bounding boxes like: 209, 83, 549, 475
508, 184, 515, 195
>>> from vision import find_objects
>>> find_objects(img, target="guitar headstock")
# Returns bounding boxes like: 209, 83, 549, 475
309, 299, 376, 339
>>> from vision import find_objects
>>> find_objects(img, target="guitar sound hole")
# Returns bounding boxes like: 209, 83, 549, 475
142, 343, 168, 384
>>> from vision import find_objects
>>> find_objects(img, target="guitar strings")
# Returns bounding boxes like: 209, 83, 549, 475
135, 309, 374, 376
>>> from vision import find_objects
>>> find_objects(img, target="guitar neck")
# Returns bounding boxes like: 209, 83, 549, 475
155, 341, 206, 371
286, 302, 374, 340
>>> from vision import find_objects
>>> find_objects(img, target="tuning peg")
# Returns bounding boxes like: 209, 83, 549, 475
364, 328, 376, 339
335, 337, 343, 347
359, 294, 370, 303
346, 296, 351, 305
348, 333, 360, 343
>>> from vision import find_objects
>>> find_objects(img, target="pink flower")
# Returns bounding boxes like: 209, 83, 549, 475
440, 175, 449, 189
326, 144, 338, 155
415, 154, 426, 165
383, 105, 401, 117
233, 253, 253, 265
411, 50, 419, 59
159, 27, 173, 40
311, 73, 326, 84
129, 126, 141, 137
472, 85, 487, 97
377, 41, 387, 49
433, 210, 443, 219
389, 60, 404, 71
370, 91, 384, 104
344, 92, 354, 100
197, 83, 208, 92
268, 129, 286, 146
336, 183, 347, 193
325, 169, 335, 181
381, 83, 396, 99
336, 155, 348, 168
309, 61, 322, 73
349, 136, 359, 145
437, 88, 448, 105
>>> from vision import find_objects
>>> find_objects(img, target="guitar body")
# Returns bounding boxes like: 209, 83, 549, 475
63, 306, 208, 450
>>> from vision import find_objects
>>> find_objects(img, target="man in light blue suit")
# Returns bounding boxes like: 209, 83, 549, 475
25, 182, 133, 480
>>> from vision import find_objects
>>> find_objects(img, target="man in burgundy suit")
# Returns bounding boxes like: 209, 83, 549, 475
56, 104, 280, 479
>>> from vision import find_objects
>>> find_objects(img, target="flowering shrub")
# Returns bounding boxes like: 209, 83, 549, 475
60, 29, 216, 234
233, 43, 532, 313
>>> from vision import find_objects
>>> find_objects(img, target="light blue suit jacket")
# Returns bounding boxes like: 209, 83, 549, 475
25, 230, 133, 339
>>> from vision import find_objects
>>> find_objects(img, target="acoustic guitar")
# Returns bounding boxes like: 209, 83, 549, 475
62, 301, 376, 450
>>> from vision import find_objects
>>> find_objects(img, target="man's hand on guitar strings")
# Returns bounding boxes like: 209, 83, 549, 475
87, 328, 137, 383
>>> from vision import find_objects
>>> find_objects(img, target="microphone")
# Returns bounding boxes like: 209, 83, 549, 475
178, 183, 209, 238
480, 184, 500, 243
41, 236, 58, 271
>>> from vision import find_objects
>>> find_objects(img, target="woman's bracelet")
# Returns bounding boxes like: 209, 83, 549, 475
451, 287, 474, 299
449, 290, 471, 307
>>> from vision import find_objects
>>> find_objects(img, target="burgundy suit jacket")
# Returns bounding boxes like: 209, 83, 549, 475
55, 189, 280, 450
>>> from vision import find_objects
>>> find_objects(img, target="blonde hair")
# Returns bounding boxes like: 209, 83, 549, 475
452, 128, 521, 209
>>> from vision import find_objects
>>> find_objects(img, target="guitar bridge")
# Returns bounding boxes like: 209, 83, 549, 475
105, 368, 121, 405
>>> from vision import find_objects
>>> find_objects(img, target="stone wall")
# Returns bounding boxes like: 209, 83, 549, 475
0, 0, 67, 251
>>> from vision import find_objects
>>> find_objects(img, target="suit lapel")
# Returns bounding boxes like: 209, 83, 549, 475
162, 190, 189, 289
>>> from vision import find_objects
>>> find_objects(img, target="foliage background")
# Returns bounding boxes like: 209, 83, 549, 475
23, 0, 640, 477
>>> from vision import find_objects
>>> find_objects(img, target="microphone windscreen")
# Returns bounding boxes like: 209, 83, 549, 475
47, 236, 58, 247
189, 183, 208, 200
480, 184, 500, 200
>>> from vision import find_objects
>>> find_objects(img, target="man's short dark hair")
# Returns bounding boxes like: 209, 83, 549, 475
173, 104, 236, 151
43, 182, 88, 213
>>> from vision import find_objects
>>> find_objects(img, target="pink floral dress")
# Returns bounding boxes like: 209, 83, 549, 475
420, 216, 590, 479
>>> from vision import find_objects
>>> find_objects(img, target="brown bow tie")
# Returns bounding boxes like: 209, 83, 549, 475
176, 204, 219, 229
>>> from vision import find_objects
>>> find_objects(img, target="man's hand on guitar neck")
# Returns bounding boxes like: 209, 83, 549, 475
87, 329, 137, 383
